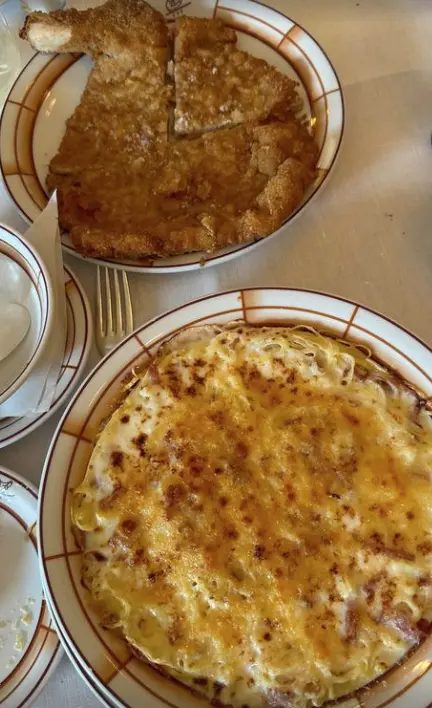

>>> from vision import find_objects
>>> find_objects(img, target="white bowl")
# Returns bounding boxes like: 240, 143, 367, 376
0, 223, 54, 405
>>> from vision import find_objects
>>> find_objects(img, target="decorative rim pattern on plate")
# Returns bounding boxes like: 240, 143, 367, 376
0, 467, 62, 708
0, 223, 53, 405
0, 0, 344, 273
0, 263, 93, 448
39, 288, 432, 708
41, 583, 115, 708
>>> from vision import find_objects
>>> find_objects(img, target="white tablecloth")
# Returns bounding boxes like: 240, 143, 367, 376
1, 0, 432, 705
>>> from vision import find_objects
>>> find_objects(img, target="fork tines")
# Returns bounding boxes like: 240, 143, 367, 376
96, 266, 134, 355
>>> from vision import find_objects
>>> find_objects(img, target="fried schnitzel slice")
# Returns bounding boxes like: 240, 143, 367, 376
20, 0, 170, 169
173, 17, 299, 135
56, 119, 317, 259
20, 2, 317, 260
20, 0, 167, 59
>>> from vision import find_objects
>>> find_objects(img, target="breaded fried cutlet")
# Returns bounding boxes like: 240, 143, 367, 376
20, 0, 168, 63
20, 1, 318, 261
21, 0, 171, 153
173, 16, 299, 135
55, 120, 317, 259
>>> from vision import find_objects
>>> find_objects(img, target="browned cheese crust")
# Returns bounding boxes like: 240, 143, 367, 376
20, 1, 318, 260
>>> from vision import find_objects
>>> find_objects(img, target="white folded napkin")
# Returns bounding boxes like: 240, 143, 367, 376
0, 193, 66, 418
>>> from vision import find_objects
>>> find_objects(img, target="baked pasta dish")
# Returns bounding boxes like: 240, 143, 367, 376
20, 0, 318, 261
71, 324, 432, 708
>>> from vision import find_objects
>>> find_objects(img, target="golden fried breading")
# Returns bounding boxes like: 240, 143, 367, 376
21, 0, 170, 157
20, 0, 167, 58
47, 53, 171, 190
20, 1, 318, 261
174, 16, 299, 135
55, 121, 316, 259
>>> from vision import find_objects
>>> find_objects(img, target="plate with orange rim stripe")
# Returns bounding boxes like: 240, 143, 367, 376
38, 288, 432, 708
0, 466, 63, 708
40, 583, 115, 708
0, 0, 344, 273
0, 263, 93, 449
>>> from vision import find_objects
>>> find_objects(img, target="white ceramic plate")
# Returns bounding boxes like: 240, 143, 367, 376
0, 0, 344, 273
0, 224, 54, 405
38, 288, 432, 708
0, 466, 62, 708
0, 263, 92, 448
41, 584, 114, 708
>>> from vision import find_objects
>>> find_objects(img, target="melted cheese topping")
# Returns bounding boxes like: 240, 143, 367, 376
72, 325, 432, 708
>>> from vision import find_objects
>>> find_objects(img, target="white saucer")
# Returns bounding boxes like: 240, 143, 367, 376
0, 466, 63, 707
0, 264, 93, 448
0, 223, 54, 406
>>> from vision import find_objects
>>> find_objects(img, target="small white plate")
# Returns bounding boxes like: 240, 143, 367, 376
0, 0, 344, 273
0, 264, 93, 448
0, 466, 63, 708
0, 224, 54, 406
38, 288, 432, 708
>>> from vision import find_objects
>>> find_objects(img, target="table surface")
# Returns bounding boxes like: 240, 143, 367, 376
1, 0, 432, 705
